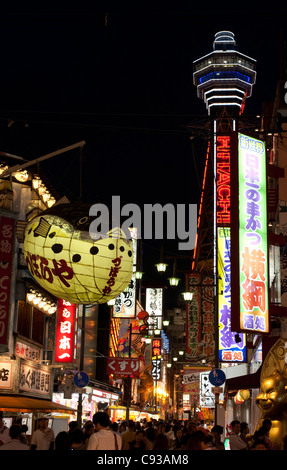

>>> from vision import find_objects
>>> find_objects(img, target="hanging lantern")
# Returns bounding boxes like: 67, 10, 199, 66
234, 391, 244, 404
13, 169, 29, 182
239, 389, 250, 400
21, 203, 133, 305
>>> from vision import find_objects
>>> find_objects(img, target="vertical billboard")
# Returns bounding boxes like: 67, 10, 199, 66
186, 273, 215, 360
145, 287, 163, 332
112, 227, 137, 319
218, 227, 246, 361
0, 215, 15, 348
216, 134, 246, 361
231, 133, 269, 333
55, 299, 76, 363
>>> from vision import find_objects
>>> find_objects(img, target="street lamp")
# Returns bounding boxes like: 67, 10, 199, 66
168, 259, 180, 287
155, 262, 168, 273
135, 271, 144, 280
182, 292, 193, 302
168, 277, 180, 287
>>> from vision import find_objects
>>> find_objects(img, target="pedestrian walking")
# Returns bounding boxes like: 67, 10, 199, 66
229, 420, 248, 450
121, 419, 136, 450
0, 425, 30, 450
87, 412, 122, 450
0, 412, 10, 446
30, 417, 55, 450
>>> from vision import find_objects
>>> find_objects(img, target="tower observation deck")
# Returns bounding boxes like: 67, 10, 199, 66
193, 31, 256, 116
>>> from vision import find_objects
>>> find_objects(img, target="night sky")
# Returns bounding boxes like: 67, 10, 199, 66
0, 4, 286, 298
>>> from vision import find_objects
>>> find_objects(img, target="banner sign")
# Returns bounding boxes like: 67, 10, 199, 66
107, 357, 140, 376
0, 215, 15, 347
0, 361, 13, 389
151, 359, 161, 381
19, 361, 51, 397
218, 227, 246, 362
152, 338, 162, 358
186, 273, 215, 360
55, 299, 76, 363
145, 288, 163, 331
112, 228, 137, 319
183, 366, 210, 404
231, 133, 269, 333
216, 135, 231, 226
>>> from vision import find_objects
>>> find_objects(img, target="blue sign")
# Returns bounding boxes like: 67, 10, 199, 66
73, 371, 89, 388
209, 369, 226, 386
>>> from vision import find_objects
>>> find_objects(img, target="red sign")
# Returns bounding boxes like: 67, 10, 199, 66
216, 135, 231, 226
107, 357, 140, 376
55, 299, 75, 363
152, 338, 162, 358
0, 216, 15, 346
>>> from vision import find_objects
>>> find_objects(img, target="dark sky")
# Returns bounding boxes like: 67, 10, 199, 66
0, 4, 285, 203
0, 4, 286, 297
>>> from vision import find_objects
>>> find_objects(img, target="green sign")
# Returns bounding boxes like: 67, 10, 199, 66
237, 133, 269, 333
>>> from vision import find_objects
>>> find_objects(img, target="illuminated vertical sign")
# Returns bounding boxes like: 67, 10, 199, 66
216, 135, 246, 362
151, 338, 162, 381
0, 216, 15, 347
55, 299, 76, 363
112, 227, 137, 318
145, 287, 163, 332
216, 135, 231, 226
218, 227, 246, 361
231, 133, 269, 333
152, 338, 162, 358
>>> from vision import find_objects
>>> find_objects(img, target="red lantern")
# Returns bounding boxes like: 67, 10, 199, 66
234, 391, 244, 404
138, 310, 149, 320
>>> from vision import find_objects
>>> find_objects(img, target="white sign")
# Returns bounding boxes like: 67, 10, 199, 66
146, 288, 163, 331
0, 361, 12, 389
19, 362, 51, 396
15, 340, 41, 362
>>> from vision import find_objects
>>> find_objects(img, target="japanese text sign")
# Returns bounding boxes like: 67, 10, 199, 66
20, 362, 51, 396
151, 359, 161, 381
55, 299, 76, 363
0, 216, 15, 346
218, 227, 246, 362
145, 288, 163, 331
216, 135, 231, 226
231, 133, 269, 333
152, 338, 162, 358
0, 361, 12, 389
107, 357, 140, 377
186, 273, 215, 359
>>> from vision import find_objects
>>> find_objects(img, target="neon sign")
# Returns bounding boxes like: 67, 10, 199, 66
55, 299, 76, 363
218, 227, 246, 362
216, 136, 231, 226
231, 133, 269, 333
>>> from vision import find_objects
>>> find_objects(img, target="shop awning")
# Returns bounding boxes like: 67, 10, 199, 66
0, 395, 77, 414
224, 366, 262, 395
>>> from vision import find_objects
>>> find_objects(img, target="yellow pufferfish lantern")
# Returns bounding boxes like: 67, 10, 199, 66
22, 203, 133, 304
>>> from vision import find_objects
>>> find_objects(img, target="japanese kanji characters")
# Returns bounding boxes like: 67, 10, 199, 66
55, 299, 75, 363
238, 135, 268, 333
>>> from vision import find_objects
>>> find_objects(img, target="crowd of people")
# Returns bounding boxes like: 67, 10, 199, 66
1, 410, 287, 451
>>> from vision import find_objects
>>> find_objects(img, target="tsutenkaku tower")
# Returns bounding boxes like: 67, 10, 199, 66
188, 31, 257, 370
193, 31, 256, 116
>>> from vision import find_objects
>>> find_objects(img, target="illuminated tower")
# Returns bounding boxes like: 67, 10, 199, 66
193, 31, 256, 116
188, 31, 258, 375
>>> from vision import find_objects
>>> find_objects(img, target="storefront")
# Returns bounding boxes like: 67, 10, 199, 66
52, 383, 121, 424
109, 406, 159, 422
0, 355, 76, 437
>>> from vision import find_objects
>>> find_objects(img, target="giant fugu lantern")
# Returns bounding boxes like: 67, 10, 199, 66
22, 203, 133, 304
